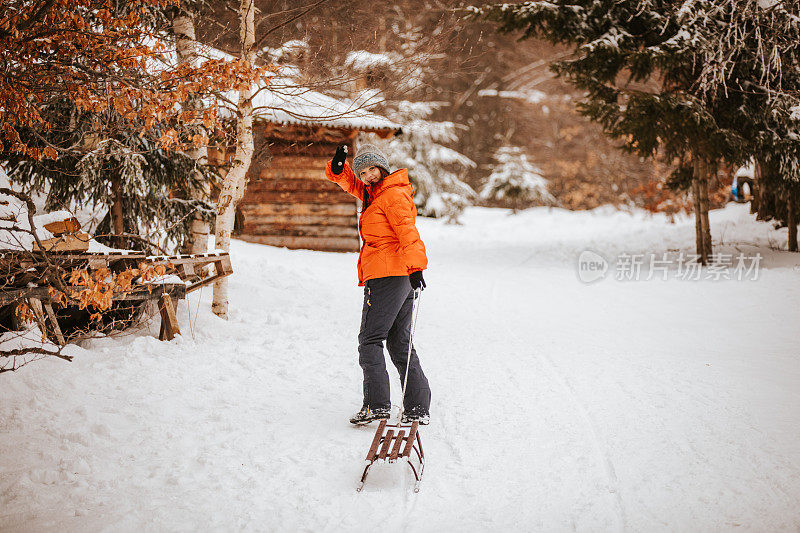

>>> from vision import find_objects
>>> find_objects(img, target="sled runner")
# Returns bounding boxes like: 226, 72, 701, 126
357, 419, 425, 493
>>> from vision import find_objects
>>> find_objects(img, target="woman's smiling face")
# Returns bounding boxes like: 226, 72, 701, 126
359, 166, 383, 186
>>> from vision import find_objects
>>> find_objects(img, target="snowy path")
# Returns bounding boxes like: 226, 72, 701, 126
2, 204, 800, 531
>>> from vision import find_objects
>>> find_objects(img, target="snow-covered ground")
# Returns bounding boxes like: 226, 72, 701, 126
2, 203, 799, 531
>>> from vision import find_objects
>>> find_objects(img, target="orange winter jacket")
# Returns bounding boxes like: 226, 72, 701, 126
325, 160, 427, 286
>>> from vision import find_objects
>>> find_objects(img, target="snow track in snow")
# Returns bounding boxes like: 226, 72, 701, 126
1, 204, 800, 531
487, 268, 626, 531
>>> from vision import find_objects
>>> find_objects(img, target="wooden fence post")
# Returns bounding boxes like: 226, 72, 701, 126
158, 293, 181, 341
42, 301, 66, 346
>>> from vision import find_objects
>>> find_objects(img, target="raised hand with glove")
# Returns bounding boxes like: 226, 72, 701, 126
331, 144, 347, 175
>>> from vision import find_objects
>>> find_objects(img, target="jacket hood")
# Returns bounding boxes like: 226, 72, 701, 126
369, 168, 414, 198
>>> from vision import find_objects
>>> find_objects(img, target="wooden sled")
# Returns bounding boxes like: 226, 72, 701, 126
145, 251, 233, 293
357, 419, 425, 493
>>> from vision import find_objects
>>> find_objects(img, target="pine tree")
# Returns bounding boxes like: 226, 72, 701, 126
480, 146, 554, 212
343, 16, 477, 221
375, 100, 476, 222
473, 0, 800, 261
5, 99, 215, 253
679, 0, 800, 251
1, 0, 256, 253
0, 0, 251, 160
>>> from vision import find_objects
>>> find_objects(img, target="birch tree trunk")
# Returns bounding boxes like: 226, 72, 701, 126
173, 8, 210, 256
211, 0, 255, 319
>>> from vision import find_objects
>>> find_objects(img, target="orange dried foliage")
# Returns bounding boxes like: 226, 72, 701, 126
0, 0, 272, 159
629, 181, 691, 219
630, 179, 730, 220
15, 302, 36, 323
47, 262, 172, 318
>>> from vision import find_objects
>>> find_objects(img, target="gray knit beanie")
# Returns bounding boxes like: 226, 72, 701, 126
352, 144, 391, 177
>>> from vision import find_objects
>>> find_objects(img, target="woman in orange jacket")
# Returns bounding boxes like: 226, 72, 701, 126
326, 143, 431, 425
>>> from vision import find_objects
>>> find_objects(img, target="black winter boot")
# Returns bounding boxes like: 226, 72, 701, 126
401, 406, 430, 425
349, 406, 391, 425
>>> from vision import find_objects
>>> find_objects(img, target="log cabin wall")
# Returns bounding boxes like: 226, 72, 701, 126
235, 124, 361, 252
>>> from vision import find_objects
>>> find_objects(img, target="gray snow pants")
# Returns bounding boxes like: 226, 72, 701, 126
358, 275, 431, 412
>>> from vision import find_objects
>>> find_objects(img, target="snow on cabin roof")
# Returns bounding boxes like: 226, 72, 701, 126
142, 39, 399, 133
197, 45, 400, 133
246, 78, 399, 132
344, 50, 399, 72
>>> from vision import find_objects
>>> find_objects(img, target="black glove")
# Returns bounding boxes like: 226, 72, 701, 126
410, 270, 426, 291
331, 145, 347, 175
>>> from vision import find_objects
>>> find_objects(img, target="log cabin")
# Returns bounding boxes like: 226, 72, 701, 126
222, 78, 400, 252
